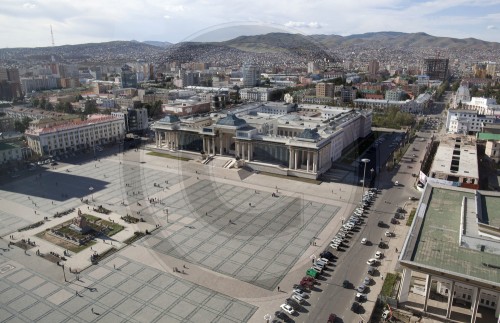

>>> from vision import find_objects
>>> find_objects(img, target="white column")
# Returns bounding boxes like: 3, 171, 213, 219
398, 268, 412, 303
446, 280, 455, 319
313, 152, 318, 172
242, 142, 245, 160
247, 143, 251, 161
213, 137, 216, 155
155, 131, 159, 147
294, 150, 298, 170
495, 297, 500, 319
236, 141, 239, 157
423, 274, 432, 312
470, 287, 480, 323
207, 138, 211, 155
306, 151, 310, 172
203, 137, 206, 152
289, 148, 293, 169
219, 135, 223, 155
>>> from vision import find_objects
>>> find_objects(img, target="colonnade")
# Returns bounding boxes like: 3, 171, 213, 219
235, 141, 253, 161
398, 268, 498, 323
202, 136, 216, 156
288, 147, 318, 173
155, 131, 179, 150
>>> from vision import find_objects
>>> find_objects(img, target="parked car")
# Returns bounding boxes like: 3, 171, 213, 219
367, 258, 378, 265
342, 280, 351, 288
327, 313, 337, 323
385, 231, 394, 237
367, 266, 376, 276
280, 304, 295, 315
291, 294, 305, 304
363, 276, 372, 285
357, 284, 367, 293
361, 238, 368, 245
355, 293, 367, 301
293, 288, 307, 298
351, 301, 361, 313
375, 251, 383, 259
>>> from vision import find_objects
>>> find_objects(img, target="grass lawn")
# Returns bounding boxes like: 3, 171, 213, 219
82, 214, 124, 236
406, 208, 416, 226
381, 272, 400, 297
147, 151, 191, 161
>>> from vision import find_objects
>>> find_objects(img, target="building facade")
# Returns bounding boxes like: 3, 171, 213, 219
111, 108, 148, 133
25, 114, 125, 156
152, 103, 372, 179
446, 109, 498, 134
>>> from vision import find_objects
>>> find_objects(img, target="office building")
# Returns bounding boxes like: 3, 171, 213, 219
316, 83, 335, 98
242, 64, 260, 88
423, 58, 449, 81
25, 114, 125, 156
111, 108, 148, 133
446, 109, 498, 134
120, 65, 137, 89
399, 183, 500, 321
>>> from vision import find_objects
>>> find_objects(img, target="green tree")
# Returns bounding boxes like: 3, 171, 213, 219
39, 97, 47, 110
83, 99, 98, 115
32, 98, 40, 107
14, 117, 32, 132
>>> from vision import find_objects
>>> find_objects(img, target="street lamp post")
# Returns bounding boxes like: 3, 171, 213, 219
361, 158, 370, 203
370, 168, 375, 188
89, 186, 94, 201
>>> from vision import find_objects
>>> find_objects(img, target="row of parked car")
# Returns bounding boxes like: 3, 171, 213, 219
337, 188, 381, 315
275, 251, 337, 322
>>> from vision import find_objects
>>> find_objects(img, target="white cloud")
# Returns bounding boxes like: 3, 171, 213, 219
487, 25, 496, 29
22, 2, 36, 9
284, 21, 322, 28
164, 15, 171, 20
164, 5, 185, 12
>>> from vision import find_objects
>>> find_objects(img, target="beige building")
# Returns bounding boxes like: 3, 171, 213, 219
25, 114, 125, 156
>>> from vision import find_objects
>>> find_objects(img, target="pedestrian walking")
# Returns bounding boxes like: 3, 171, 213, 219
277, 286, 280, 292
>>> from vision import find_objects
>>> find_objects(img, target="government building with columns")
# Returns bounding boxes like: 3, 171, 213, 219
398, 183, 500, 322
152, 102, 372, 179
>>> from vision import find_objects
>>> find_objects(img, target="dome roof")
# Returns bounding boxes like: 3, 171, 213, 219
297, 128, 320, 140
216, 114, 246, 127
158, 115, 180, 124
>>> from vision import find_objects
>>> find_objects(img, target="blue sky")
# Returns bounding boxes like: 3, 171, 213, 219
0, 0, 499, 47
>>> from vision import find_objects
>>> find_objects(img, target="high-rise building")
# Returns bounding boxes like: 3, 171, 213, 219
423, 58, 449, 81
316, 83, 334, 97
367, 60, 380, 75
121, 64, 137, 88
242, 64, 260, 88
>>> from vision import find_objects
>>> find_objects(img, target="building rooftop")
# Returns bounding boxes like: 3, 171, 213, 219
477, 133, 500, 141
0, 142, 20, 151
401, 184, 500, 286
430, 136, 478, 180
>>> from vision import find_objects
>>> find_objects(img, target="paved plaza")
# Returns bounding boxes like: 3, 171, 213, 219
0, 149, 356, 322
0, 252, 257, 323
140, 179, 339, 290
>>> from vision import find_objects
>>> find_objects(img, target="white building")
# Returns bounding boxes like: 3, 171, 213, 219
446, 109, 498, 134
240, 88, 277, 102
0, 142, 31, 164
461, 97, 500, 115
152, 103, 372, 179
25, 114, 125, 156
